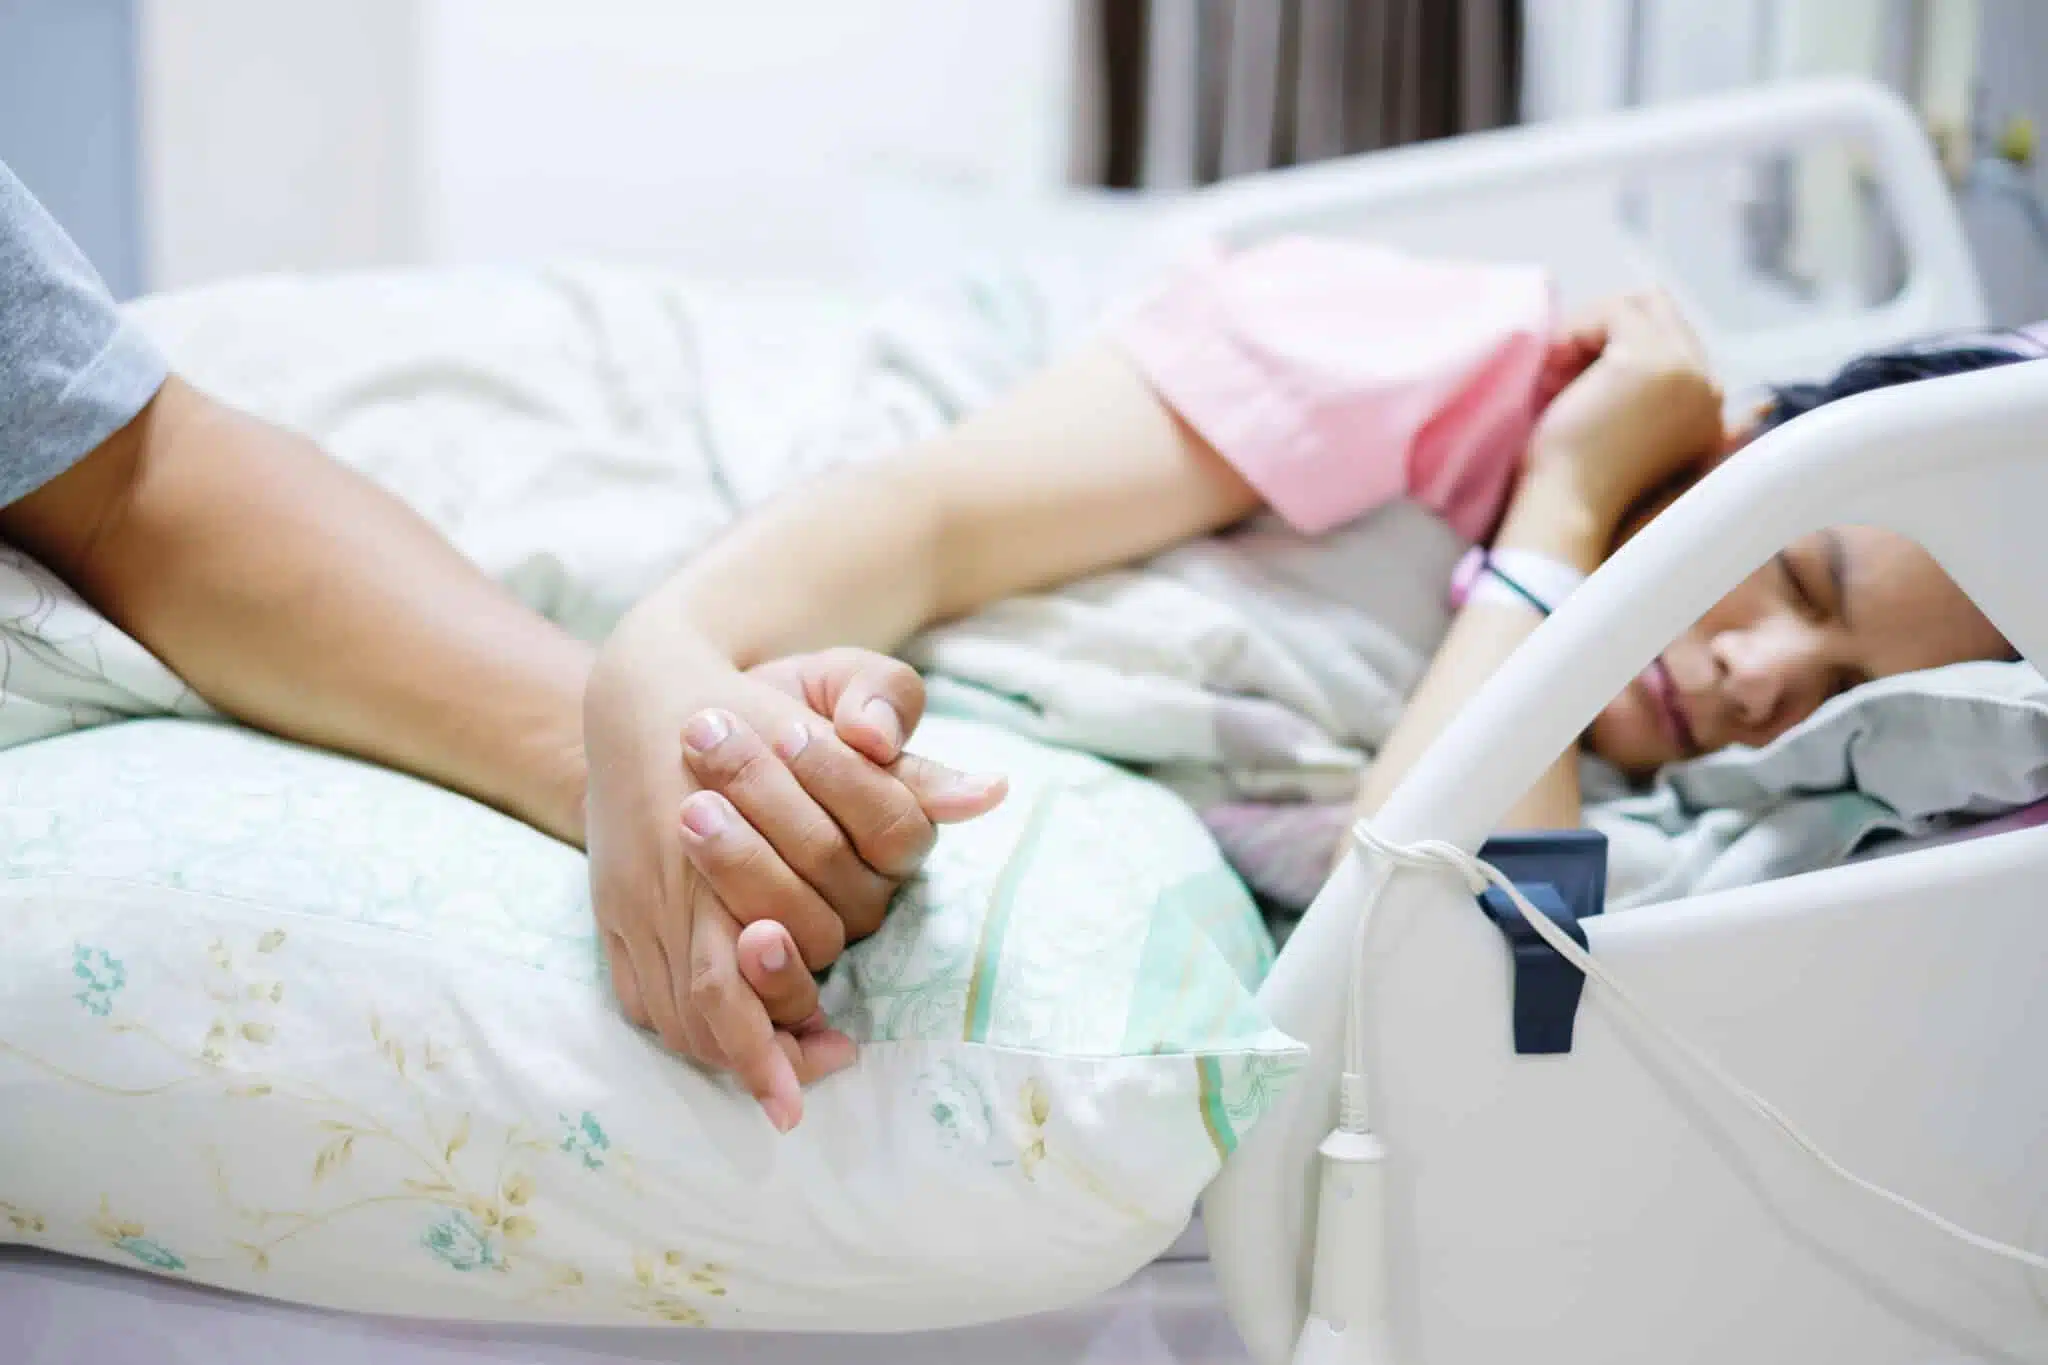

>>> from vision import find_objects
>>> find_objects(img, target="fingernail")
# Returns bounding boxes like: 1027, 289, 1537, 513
862, 698, 902, 749
764, 1094, 798, 1135
772, 722, 810, 762
760, 937, 789, 973
680, 793, 728, 839
683, 710, 731, 755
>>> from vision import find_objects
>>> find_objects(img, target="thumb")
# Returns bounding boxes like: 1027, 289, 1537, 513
733, 919, 824, 1029
734, 921, 856, 1083
826, 655, 927, 766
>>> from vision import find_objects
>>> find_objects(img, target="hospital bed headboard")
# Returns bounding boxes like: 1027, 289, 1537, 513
1147, 78, 1986, 404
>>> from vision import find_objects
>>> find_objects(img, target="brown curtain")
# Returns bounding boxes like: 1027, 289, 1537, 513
1083, 0, 1522, 189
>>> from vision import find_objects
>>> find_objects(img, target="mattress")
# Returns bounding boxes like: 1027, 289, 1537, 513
0, 1245, 1243, 1365
3, 1222, 1233, 1365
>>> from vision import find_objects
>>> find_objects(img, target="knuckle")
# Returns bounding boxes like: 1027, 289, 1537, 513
789, 808, 860, 877
687, 957, 741, 1012
711, 835, 772, 885
740, 884, 813, 935
692, 727, 773, 787
842, 885, 892, 941
798, 911, 848, 968
860, 798, 935, 871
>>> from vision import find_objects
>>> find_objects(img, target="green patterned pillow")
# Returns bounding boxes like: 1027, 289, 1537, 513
0, 715, 1301, 1331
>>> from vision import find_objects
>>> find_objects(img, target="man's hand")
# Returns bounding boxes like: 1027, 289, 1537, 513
583, 640, 1004, 1132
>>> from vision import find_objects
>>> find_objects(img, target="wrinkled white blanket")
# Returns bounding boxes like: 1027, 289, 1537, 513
0, 259, 1967, 916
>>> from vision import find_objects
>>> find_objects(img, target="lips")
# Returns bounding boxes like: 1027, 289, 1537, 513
1641, 657, 1698, 756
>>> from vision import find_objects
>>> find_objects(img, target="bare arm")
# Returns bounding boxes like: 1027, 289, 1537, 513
1351, 474, 1612, 831
640, 342, 1259, 666
0, 377, 593, 845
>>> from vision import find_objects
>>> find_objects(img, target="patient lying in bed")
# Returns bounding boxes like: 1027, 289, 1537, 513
591, 237, 2043, 1113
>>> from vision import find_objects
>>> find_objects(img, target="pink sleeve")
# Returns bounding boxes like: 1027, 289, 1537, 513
1110, 236, 1556, 541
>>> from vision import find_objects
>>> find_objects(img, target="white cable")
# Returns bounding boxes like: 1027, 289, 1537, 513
1347, 820, 2048, 1279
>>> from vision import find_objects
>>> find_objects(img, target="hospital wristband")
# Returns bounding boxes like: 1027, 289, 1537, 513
1449, 546, 1587, 617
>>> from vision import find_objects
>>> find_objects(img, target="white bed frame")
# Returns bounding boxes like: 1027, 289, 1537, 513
11, 76, 2045, 1365
1184, 80, 2048, 1365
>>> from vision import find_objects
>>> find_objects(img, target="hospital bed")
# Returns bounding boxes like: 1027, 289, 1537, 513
7, 77, 2045, 1365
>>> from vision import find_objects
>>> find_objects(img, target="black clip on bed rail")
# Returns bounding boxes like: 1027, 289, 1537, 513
1472, 828, 1609, 1056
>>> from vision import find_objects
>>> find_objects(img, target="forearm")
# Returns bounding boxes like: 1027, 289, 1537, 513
2, 380, 593, 845
1353, 472, 1615, 834
1354, 602, 1579, 829
626, 343, 1258, 670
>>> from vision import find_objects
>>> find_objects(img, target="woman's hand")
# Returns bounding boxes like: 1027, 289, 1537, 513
1523, 291, 1725, 532
1350, 291, 1726, 838
584, 639, 1005, 1131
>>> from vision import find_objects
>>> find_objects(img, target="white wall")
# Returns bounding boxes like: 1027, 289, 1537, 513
1519, 0, 1636, 122
1521, 0, 1931, 332
136, 1, 1081, 294
138, 0, 422, 292
416, 0, 1077, 282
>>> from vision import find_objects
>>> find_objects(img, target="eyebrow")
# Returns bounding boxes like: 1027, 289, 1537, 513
1820, 527, 1851, 628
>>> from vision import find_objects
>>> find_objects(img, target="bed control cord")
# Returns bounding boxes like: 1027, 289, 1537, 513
1294, 827, 2048, 1364
1336, 820, 2048, 1279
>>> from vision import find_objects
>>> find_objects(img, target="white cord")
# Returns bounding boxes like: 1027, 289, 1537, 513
1347, 819, 2048, 1278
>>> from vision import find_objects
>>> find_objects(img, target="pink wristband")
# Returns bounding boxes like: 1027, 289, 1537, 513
1449, 546, 1587, 614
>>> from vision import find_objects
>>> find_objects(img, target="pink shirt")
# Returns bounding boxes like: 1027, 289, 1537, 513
1112, 237, 1556, 542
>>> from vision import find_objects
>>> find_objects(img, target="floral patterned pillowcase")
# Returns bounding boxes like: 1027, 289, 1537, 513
0, 713, 1302, 1332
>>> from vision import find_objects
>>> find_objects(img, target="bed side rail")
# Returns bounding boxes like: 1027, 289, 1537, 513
1206, 355, 2048, 1364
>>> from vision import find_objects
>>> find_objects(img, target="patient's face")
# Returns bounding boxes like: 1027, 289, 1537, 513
1586, 498, 2015, 776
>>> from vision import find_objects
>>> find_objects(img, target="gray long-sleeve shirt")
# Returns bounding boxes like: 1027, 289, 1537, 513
0, 159, 168, 507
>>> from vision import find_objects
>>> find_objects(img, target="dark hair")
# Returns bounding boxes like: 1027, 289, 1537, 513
1757, 328, 2047, 435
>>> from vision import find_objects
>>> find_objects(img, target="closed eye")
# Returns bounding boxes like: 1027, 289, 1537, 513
1776, 545, 1864, 700
1776, 551, 1823, 617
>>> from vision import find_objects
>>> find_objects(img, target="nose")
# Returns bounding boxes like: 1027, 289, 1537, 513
1709, 622, 1818, 731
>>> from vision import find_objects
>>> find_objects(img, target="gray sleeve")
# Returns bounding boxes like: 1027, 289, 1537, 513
0, 159, 169, 508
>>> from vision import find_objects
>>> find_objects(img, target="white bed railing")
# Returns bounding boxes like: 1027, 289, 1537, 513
1194, 81, 2048, 1365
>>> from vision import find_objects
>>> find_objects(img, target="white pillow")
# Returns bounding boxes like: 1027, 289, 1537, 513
1646, 659, 2048, 820
1588, 660, 2048, 909
0, 716, 1300, 1331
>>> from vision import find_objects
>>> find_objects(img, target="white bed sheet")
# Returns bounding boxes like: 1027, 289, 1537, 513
2, 1238, 1244, 1365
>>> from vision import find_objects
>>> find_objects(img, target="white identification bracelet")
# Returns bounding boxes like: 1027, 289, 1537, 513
1449, 546, 1588, 616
